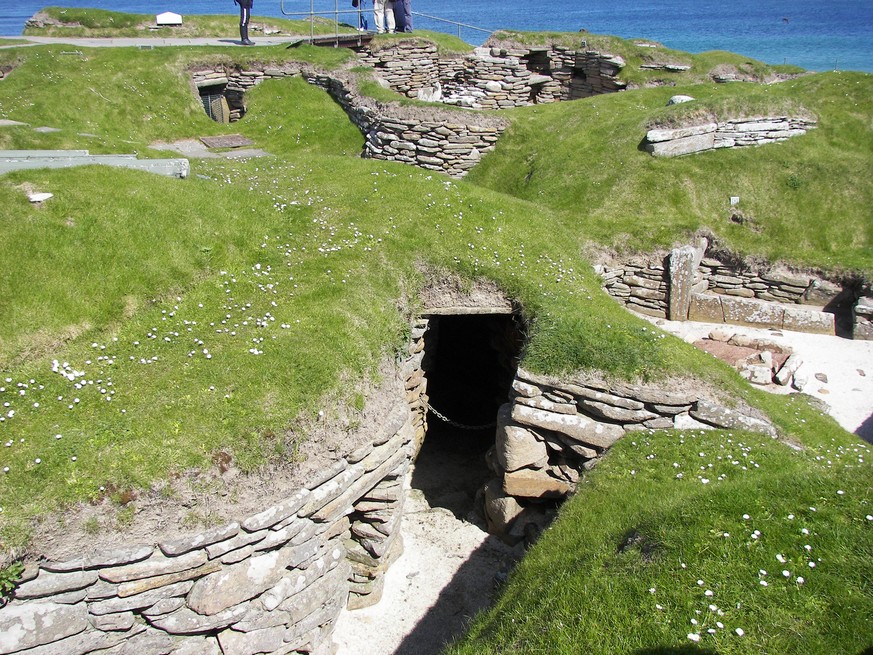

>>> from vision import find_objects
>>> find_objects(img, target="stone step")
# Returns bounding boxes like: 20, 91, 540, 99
0, 151, 189, 178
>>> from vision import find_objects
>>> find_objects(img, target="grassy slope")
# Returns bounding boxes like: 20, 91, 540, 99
467, 72, 873, 275
0, 36, 871, 652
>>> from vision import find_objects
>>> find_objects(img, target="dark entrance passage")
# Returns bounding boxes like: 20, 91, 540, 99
412, 313, 524, 519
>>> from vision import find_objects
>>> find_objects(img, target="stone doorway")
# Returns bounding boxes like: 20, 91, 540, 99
413, 313, 524, 519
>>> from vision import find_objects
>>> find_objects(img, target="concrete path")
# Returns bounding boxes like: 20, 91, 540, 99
0, 33, 370, 49
0, 35, 300, 49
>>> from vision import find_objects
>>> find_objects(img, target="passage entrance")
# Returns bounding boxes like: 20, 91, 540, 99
413, 313, 523, 518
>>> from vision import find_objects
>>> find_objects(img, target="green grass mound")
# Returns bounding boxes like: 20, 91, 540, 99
467, 71, 873, 274
448, 419, 872, 654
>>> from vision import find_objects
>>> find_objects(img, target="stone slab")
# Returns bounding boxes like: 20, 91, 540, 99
511, 403, 623, 449
0, 602, 88, 654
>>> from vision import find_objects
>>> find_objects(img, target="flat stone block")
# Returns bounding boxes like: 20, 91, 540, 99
720, 295, 785, 329
782, 306, 834, 335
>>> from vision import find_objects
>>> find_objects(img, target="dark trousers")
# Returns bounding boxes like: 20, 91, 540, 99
393, 0, 411, 32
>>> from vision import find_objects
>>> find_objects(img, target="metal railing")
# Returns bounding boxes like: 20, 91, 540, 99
279, 0, 490, 44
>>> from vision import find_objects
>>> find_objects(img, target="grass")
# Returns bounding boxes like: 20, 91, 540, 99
448, 405, 873, 654
23, 7, 354, 39
467, 72, 873, 274
0, 32, 871, 651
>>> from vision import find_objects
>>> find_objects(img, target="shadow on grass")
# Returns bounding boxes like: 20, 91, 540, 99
855, 412, 873, 444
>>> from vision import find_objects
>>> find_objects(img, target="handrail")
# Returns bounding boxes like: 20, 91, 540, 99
279, 0, 490, 42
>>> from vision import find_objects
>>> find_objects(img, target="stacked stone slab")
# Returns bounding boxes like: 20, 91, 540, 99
357, 41, 441, 97
596, 248, 865, 336
598, 259, 669, 317
644, 116, 817, 156
189, 64, 505, 179
855, 297, 873, 340
0, 365, 423, 655
357, 40, 627, 109
484, 368, 776, 539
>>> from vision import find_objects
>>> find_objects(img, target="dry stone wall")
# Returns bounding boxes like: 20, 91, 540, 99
484, 368, 777, 540
0, 335, 431, 655
644, 117, 817, 157
189, 64, 505, 178
357, 41, 627, 109
594, 244, 870, 337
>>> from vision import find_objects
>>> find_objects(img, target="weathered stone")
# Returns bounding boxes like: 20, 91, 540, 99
719, 295, 785, 329
0, 602, 88, 654
669, 244, 704, 320
278, 561, 349, 624
117, 559, 222, 597
89, 611, 136, 632
690, 399, 777, 437
774, 354, 803, 386
13, 569, 98, 599
16, 624, 144, 655
206, 528, 268, 559
99, 550, 208, 584
688, 293, 725, 323
168, 635, 222, 655
483, 479, 524, 534
578, 400, 658, 423
511, 379, 542, 398
188, 545, 309, 615
511, 403, 623, 449
89, 580, 194, 615
496, 413, 549, 472
503, 468, 574, 499
241, 490, 311, 532
40, 546, 154, 572
514, 394, 577, 414
104, 627, 178, 655
673, 413, 714, 431
47, 588, 89, 605
141, 597, 185, 617
218, 626, 286, 655
563, 384, 644, 410
159, 522, 240, 556
645, 123, 716, 143
147, 603, 250, 635
782, 306, 835, 335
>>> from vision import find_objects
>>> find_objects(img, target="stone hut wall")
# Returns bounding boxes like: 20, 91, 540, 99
356, 41, 627, 109
594, 245, 873, 337
0, 332, 431, 655
644, 117, 817, 157
190, 64, 505, 179
484, 367, 776, 539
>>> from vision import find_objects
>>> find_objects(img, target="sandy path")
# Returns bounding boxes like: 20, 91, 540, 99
333, 475, 515, 655
639, 315, 873, 441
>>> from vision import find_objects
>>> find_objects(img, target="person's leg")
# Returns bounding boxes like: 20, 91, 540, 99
385, 0, 396, 33
373, 0, 385, 33
391, 0, 404, 33
402, 0, 412, 31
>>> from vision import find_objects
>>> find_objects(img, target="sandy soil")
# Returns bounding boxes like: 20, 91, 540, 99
638, 315, 873, 441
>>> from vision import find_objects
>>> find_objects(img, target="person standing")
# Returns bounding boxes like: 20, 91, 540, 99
393, 0, 412, 32
373, 0, 395, 34
234, 0, 254, 45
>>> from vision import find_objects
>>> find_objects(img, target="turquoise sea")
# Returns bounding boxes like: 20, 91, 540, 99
2, 0, 872, 72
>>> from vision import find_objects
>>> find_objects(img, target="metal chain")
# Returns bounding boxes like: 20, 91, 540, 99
424, 401, 496, 431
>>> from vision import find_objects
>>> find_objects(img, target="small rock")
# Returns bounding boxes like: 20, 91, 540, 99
858, 369, 866, 377
818, 388, 830, 395
708, 328, 732, 342
667, 95, 695, 106
28, 192, 53, 203
814, 373, 829, 383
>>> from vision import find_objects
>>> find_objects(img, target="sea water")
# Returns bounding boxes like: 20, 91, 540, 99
1, 0, 871, 72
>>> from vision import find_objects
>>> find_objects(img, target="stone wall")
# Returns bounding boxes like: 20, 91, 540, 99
483, 368, 776, 541
593, 244, 870, 337
189, 64, 505, 179
0, 334, 431, 655
357, 41, 627, 109
644, 116, 817, 157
